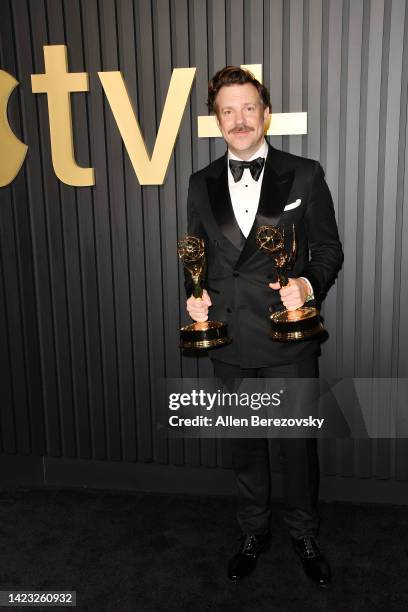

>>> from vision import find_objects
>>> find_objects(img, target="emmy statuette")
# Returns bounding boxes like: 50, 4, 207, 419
177, 235, 231, 349
256, 224, 324, 341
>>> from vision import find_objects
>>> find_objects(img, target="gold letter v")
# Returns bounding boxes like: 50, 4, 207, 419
98, 68, 196, 185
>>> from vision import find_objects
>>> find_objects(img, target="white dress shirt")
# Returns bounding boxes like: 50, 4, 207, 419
227, 139, 314, 299
228, 139, 268, 238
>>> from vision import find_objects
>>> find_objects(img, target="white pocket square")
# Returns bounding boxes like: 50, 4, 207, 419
284, 198, 302, 211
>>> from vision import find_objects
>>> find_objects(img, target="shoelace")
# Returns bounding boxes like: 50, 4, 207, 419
240, 534, 258, 557
300, 537, 319, 558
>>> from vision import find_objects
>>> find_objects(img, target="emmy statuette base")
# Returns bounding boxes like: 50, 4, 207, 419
269, 306, 325, 342
180, 320, 231, 350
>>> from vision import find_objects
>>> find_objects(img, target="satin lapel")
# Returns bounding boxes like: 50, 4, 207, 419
236, 156, 295, 266
206, 163, 245, 252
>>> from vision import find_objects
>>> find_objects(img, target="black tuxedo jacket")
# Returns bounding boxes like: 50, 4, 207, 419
186, 143, 343, 368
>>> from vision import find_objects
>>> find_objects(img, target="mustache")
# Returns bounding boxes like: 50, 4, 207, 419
228, 125, 254, 134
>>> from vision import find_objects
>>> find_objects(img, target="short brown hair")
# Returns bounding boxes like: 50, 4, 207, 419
207, 66, 271, 115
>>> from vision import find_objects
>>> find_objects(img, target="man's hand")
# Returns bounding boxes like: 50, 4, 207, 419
186, 289, 212, 322
269, 278, 309, 311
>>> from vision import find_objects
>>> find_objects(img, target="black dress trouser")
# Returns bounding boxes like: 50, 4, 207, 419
212, 357, 320, 540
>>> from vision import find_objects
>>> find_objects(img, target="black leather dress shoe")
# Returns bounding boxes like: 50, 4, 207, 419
228, 532, 271, 581
292, 536, 331, 588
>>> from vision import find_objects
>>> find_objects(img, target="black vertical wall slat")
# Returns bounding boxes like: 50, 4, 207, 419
0, 0, 30, 455
1, 0, 408, 496
395, 0, 408, 481
379, 0, 406, 480
132, 0, 155, 463
301, 0, 309, 159
267, 0, 283, 152
248, 0, 263, 65
228, 0, 244, 66
62, 0, 93, 460
171, 0, 202, 468
281, 0, 290, 153
114, 0, 140, 463
323, 0, 342, 380
318, 0, 340, 477
288, 0, 303, 157
391, 0, 407, 381
298, 0, 306, 157
373, 0, 392, 481
12, 0, 61, 456
9, 8, 46, 456
1, 167, 31, 455
359, 0, 386, 480
86, 0, 117, 461
191, 16, 212, 398
305, 0, 320, 160
203, 0, 226, 470
208, 0, 226, 161
355, 0, 372, 481
0, 191, 17, 454
136, 0, 167, 464
347, 0, 364, 477
117, 0, 152, 463
34, 1, 76, 458
46, 0, 78, 460
80, 0, 108, 460
99, 0, 132, 462
94, 0, 122, 461
338, 0, 353, 479
155, 0, 184, 466
379, 0, 405, 378
192, 0, 210, 175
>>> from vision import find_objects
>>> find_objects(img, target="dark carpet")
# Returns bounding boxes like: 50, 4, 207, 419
0, 488, 407, 611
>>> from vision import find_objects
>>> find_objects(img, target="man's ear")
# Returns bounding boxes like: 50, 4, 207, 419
263, 106, 271, 134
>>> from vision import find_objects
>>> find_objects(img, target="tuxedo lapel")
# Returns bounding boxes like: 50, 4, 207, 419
236, 146, 295, 266
257, 160, 295, 225
206, 157, 246, 252
204, 145, 295, 263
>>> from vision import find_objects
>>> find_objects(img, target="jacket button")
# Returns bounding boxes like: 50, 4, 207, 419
226, 307, 232, 314
233, 271, 239, 277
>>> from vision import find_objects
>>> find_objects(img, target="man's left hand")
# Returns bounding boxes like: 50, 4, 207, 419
269, 278, 309, 311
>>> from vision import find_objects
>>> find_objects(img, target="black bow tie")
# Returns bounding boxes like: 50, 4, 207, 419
229, 157, 265, 182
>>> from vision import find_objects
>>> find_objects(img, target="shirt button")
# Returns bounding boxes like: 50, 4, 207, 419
226, 307, 232, 314
233, 271, 239, 277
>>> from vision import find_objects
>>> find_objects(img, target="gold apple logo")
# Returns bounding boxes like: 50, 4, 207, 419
0, 70, 28, 187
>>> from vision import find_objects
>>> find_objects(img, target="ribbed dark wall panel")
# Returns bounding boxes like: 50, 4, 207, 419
1, 0, 408, 495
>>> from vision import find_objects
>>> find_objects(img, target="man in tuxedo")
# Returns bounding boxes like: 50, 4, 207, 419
185, 66, 343, 588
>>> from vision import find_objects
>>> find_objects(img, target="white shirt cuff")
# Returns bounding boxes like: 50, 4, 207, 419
300, 277, 314, 299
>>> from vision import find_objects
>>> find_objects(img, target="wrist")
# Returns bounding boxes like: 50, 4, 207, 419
299, 276, 314, 302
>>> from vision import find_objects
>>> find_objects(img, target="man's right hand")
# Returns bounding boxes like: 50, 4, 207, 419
186, 289, 212, 322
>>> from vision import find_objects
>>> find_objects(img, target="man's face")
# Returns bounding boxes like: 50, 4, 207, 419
215, 83, 270, 160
